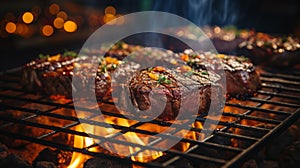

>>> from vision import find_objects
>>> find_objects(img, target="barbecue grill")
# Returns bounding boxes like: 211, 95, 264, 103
0, 67, 299, 168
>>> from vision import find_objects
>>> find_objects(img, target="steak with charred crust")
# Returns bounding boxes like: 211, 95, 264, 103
128, 66, 224, 121
178, 50, 261, 98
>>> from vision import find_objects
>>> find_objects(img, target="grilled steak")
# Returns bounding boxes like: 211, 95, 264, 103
22, 53, 123, 99
22, 53, 77, 97
202, 26, 254, 54
166, 26, 254, 54
128, 66, 224, 121
178, 50, 261, 98
238, 33, 300, 67
22, 42, 141, 99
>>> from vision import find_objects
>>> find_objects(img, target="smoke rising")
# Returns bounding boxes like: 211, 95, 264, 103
153, 0, 239, 26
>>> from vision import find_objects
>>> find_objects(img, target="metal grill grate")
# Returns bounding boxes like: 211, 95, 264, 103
0, 68, 299, 168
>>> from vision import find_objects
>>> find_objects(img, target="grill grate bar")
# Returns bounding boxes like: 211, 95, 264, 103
0, 103, 78, 128
222, 112, 281, 124
225, 103, 292, 116
221, 108, 300, 168
37, 121, 80, 140
201, 141, 243, 152
248, 97, 300, 108
261, 83, 300, 93
213, 132, 259, 141
195, 117, 272, 131
258, 90, 300, 100
261, 72, 300, 81
260, 77, 300, 86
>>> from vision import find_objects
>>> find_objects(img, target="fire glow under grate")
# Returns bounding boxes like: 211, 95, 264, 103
0, 67, 300, 168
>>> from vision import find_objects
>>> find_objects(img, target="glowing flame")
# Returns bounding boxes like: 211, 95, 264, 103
68, 126, 95, 168
67, 103, 203, 167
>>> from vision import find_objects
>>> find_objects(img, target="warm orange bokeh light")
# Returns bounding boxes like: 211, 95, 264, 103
57, 11, 68, 21
42, 25, 54, 36
16, 23, 28, 35
22, 12, 34, 24
105, 6, 116, 15
5, 22, 16, 33
64, 21, 77, 32
53, 17, 64, 29
103, 14, 116, 25
49, 3, 60, 15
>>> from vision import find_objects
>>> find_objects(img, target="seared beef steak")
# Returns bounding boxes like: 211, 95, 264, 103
22, 54, 121, 99
178, 50, 261, 98
238, 33, 300, 67
22, 54, 78, 97
128, 66, 224, 121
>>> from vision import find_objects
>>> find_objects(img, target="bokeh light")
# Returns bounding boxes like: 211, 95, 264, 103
103, 14, 117, 25
57, 11, 68, 21
42, 25, 54, 36
105, 6, 116, 15
5, 22, 16, 33
49, 3, 60, 15
22, 12, 34, 24
63, 20, 77, 32
53, 17, 64, 29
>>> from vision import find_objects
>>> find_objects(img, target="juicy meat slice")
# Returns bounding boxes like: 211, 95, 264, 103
128, 66, 224, 121
179, 50, 261, 98
238, 33, 300, 67
22, 54, 121, 99
22, 54, 77, 97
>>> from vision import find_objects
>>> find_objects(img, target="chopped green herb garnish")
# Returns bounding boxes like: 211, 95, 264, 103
100, 65, 107, 73
190, 53, 198, 58
63, 50, 77, 57
184, 70, 194, 76
115, 41, 124, 49
264, 42, 272, 47
147, 67, 154, 72
192, 70, 209, 76
158, 75, 171, 84
165, 79, 171, 84
236, 56, 249, 63
201, 71, 209, 75
38, 54, 50, 59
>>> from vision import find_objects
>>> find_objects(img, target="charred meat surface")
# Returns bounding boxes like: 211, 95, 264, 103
203, 26, 254, 54
128, 66, 223, 121
238, 33, 300, 67
167, 26, 254, 53
178, 50, 261, 98
22, 42, 140, 99
22, 53, 78, 97
22, 53, 121, 99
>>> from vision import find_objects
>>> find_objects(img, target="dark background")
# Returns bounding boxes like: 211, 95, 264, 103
0, 0, 300, 71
